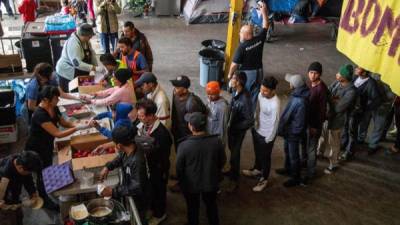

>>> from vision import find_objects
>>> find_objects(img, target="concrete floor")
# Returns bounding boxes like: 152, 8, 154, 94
1, 13, 400, 225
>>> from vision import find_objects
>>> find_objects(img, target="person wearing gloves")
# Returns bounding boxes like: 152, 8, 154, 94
0, 151, 42, 225
25, 86, 90, 210
99, 126, 149, 224
276, 74, 310, 188
95, 0, 121, 53
82, 68, 136, 106
56, 23, 101, 92
90, 103, 133, 139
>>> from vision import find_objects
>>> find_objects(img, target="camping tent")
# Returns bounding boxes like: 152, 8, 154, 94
183, 0, 230, 24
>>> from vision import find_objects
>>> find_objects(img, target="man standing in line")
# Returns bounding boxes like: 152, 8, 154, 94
242, 76, 280, 192
321, 65, 357, 174
276, 74, 309, 187
304, 62, 328, 183
176, 112, 225, 225
225, 72, 254, 192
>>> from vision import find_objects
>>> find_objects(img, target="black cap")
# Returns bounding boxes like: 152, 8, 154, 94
170, 75, 190, 89
184, 112, 206, 128
135, 72, 157, 87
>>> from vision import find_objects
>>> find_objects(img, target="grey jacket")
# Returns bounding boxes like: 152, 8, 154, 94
206, 97, 229, 145
56, 33, 97, 80
327, 81, 357, 130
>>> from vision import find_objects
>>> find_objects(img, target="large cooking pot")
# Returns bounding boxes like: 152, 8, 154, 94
87, 198, 115, 223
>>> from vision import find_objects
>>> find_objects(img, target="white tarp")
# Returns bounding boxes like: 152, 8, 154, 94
183, 0, 230, 24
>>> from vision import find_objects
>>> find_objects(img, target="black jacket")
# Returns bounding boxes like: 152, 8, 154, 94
106, 148, 149, 200
227, 90, 254, 133
137, 120, 172, 178
354, 77, 382, 112
171, 92, 207, 141
176, 134, 226, 193
0, 155, 36, 204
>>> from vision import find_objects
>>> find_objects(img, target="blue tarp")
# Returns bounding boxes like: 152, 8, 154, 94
267, 0, 300, 13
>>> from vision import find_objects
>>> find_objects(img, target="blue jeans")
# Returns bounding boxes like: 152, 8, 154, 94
99, 32, 118, 53
241, 69, 262, 111
284, 139, 301, 181
0, 0, 14, 17
358, 106, 389, 149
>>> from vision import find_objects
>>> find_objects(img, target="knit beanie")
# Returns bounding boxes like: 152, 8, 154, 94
308, 61, 322, 75
339, 64, 354, 81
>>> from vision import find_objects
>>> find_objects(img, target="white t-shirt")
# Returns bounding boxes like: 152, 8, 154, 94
256, 94, 281, 143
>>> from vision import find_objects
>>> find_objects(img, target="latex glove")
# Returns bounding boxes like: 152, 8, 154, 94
76, 124, 90, 130
95, 66, 104, 73
89, 70, 96, 76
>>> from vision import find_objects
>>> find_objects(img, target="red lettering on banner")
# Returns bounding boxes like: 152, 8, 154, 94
340, 0, 366, 33
360, 0, 381, 36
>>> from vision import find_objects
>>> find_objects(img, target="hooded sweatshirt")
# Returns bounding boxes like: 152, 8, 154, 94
278, 85, 310, 141
18, 0, 37, 23
94, 103, 133, 138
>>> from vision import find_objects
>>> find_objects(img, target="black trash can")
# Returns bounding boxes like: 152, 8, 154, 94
50, 34, 69, 67
199, 48, 225, 87
201, 39, 226, 51
21, 33, 52, 72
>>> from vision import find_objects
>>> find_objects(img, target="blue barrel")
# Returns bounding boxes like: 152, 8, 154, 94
199, 48, 225, 87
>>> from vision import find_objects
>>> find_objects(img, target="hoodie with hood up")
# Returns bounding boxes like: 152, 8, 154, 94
278, 85, 310, 141
94, 103, 133, 139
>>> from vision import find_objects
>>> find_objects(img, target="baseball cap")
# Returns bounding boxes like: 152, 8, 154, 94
135, 72, 157, 87
184, 112, 207, 128
206, 81, 221, 95
285, 74, 305, 88
170, 75, 191, 89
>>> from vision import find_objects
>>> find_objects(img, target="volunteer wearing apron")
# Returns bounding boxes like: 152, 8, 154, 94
56, 23, 101, 92
227, 2, 269, 110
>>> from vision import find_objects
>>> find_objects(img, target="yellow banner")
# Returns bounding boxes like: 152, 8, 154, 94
337, 0, 400, 95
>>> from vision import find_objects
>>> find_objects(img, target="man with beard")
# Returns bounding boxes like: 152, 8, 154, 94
117, 37, 148, 82
135, 72, 171, 129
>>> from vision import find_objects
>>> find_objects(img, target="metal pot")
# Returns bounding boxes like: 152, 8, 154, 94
86, 198, 114, 223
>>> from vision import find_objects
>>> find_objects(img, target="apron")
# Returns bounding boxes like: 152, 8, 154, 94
73, 33, 93, 77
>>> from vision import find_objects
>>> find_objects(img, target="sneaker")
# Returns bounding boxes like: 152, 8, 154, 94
275, 168, 290, 177
148, 214, 167, 225
252, 178, 268, 192
242, 168, 261, 178
324, 166, 338, 175
390, 145, 399, 153
283, 178, 301, 188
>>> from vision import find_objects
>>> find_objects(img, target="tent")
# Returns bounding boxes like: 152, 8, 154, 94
183, 0, 230, 24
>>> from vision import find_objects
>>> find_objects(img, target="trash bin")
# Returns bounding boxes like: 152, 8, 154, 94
201, 39, 226, 51
199, 48, 225, 87
50, 34, 69, 67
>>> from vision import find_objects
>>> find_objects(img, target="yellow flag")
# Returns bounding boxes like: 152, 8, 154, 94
337, 0, 400, 95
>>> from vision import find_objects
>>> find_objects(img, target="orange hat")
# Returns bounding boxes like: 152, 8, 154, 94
206, 81, 220, 95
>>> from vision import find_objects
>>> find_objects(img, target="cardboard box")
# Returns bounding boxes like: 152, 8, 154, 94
68, 76, 104, 94
57, 133, 117, 171
0, 124, 18, 144
63, 103, 92, 119
0, 55, 23, 75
